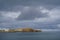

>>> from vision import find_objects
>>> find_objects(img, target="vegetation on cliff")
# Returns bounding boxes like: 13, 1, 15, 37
0, 28, 42, 32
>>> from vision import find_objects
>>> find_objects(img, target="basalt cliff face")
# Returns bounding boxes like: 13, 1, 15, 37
0, 28, 42, 32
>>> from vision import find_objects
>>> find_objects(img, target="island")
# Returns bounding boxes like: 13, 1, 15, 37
0, 28, 42, 32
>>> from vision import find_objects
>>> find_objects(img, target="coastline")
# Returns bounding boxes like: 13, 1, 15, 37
0, 28, 42, 32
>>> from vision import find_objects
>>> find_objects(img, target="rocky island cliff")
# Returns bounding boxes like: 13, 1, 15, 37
0, 28, 42, 32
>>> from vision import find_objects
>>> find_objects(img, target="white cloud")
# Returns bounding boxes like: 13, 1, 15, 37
33, 6, 60, 23
40, 6, 50, 13
1, 11, 21, 19
48, 7, 60, 22
0, 6, 60, 29
34, 18, 48, 22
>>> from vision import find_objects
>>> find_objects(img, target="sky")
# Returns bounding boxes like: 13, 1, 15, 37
0, 0, 60, 29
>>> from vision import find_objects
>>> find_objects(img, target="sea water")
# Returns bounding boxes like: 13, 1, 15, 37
0, 31, 60, 40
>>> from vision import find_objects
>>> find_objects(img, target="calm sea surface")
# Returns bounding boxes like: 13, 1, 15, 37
0, 31, 60, 40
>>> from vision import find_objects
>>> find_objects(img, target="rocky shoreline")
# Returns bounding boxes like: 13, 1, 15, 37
0, 28, 42, 32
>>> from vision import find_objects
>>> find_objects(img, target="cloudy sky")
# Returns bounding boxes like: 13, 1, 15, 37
0, 0, 60, 29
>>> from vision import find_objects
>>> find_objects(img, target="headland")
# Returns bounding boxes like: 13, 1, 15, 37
0, 28, 42, 32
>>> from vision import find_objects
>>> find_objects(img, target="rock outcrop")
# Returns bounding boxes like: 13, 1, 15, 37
0, 28, 42, 32
14, 28, 41, 32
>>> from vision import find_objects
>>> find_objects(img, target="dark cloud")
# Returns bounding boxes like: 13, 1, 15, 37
17, 7, 48, 20
0, 0, 60, 11
0, 0, 60, 29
